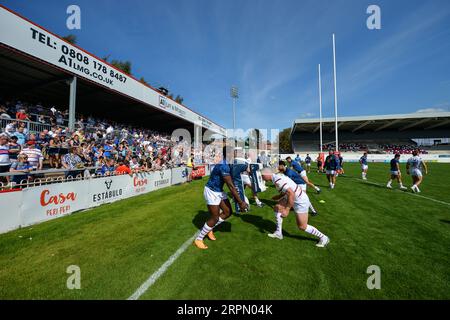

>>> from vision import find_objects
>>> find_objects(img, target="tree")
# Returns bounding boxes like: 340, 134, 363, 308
175, 95, 184, 104
111, 59, 132, 74
139, 77, 149, 86
279, 128, 293, 153
62, 34, 77, 44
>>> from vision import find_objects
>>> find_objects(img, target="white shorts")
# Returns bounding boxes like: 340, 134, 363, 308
410, 169, 422, 177
326, 170, 336, 175
203, 186, 228, 206
306, 163, 311, 167
293, 192, 310, 215
390, 170, 399, 176
241, 174, 252, 186
361, 164, 368, 171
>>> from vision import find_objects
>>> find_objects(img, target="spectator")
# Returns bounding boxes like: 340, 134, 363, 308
61, 146, 83, 178
16, 108, 30, 121
8, 136, 21, 165
4, 121, 17, 136
20, 140, 44, 170
9, 153, 32, 187
101, 158, 116, 176
13, 126, 26, 145
0, 105, 11, 119
0, 134, 11, 183
115, 160, 132, 175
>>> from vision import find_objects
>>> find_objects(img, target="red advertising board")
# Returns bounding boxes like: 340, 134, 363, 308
191, 166, 206, 179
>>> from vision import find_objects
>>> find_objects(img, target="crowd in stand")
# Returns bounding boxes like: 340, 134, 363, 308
320, 143, 429, 154
379, 144, 428, 155
321, 143, 368, 152
0, 98, 209, 186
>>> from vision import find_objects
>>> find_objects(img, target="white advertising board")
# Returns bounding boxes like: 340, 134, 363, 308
20, 180, 88, 226
0, 5, 225, 135
0, 190, 23, 233
171, 167, 189, 185
0, 167, 208, 234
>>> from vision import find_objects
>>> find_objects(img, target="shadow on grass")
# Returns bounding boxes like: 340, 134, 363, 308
237, 213, 316, 242
440, 219, 450, 225
192, 210, 232, 233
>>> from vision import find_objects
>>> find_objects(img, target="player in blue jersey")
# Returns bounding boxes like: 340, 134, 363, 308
386, 154, 407, 190
294, 154, 302, 164
304, 154, 312, 173
359, 152, 368, 180
324, 150, 338, 189
194, 148, 248, 250
231, 160, 264, 214
286, 156, 303, 173
406, 149, 428, 193
279, 161, 320, 216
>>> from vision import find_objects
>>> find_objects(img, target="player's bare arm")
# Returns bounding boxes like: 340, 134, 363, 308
224, 175, 248, 211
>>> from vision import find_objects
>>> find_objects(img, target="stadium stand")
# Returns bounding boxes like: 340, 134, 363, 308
0, 97, 222, 188
291, 113, 450, 154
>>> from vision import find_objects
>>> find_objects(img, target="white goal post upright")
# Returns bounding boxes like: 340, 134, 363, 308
332, 33, 339, 152
318, 64, 323, 153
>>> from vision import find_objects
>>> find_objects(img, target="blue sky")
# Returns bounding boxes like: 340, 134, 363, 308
2, 0, 450, 131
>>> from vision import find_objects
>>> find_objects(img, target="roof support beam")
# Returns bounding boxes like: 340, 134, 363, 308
424, 119, 450, 130
374, 119, 403, 132
352, 120, 372, 133
313, 124, 321, 133
330, 122, 342, 133
399, 118, 432, 131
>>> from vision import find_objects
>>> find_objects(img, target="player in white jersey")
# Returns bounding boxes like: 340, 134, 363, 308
261, 168, 330, 247
406, 150, 428, 193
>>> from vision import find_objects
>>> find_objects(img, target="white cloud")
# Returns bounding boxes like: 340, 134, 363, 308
415, 108, 447, 113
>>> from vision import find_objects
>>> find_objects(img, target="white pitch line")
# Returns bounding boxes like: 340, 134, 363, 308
351, 177, 450, 207
127, 233, 198, 300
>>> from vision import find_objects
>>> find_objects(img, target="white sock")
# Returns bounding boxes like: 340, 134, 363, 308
387, 179, 392, 186
399, 182, 404, 187
309, 203, 317, 214
275, 212, 283, 235
255, 197, 262, 205
214, 217, 224, 228
305, 225, 326, 239
196, 223, 213, 241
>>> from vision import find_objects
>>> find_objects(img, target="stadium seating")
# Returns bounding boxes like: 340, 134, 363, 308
0, 98, 208, 187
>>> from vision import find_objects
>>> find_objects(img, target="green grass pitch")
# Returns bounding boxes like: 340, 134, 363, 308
0, 162, 449, 299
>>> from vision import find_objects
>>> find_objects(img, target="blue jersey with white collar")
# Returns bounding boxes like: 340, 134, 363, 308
390, 158, 399, 171
291, 161, 304, 173
206, 163, 231, 192
285, 168, 305, 185
360, 155, 368, 165
325, 155, 338, 170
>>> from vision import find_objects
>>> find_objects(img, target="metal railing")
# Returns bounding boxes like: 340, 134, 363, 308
0, 118, 56, 134
0, 165, 186, 191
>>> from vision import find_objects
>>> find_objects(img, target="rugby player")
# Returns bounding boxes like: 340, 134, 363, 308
324, 150, 338, 189
387, 154, 407, 190
194, 149, 248, 250
304, 154, 312, 173
231, 159, 263, 214
359, 152, 368, 180
406, 150, 428, 193
337, 154, 344, 175
261, 168, 330, 247
279, 160, 320, 216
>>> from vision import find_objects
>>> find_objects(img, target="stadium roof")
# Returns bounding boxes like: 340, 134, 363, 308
0, 4, 225, 135
292, 112, 450, 133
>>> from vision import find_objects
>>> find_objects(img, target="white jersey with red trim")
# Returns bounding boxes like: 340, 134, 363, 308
272, 174, 301, 196
272, 173, 310, 214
